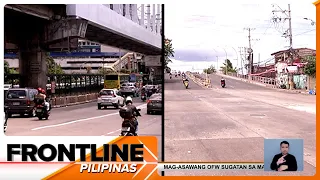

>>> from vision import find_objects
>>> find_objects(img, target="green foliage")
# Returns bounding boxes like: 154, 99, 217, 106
164, 38, 174, 72
4, 60, 18, 74
120, 68, 131, 74
220, 59, 237, 74
46, 56, 64, 74
4, 60, 19, 84
97, 67, 116, 75
203, 65, 216, 74
303, 55, 316, 77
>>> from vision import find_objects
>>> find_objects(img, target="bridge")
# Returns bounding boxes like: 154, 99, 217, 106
4, 4, 162, 88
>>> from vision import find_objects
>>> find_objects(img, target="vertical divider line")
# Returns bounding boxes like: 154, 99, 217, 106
160, 3, 165, 177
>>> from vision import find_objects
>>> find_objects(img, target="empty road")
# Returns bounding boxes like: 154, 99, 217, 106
164, 73, 315, 176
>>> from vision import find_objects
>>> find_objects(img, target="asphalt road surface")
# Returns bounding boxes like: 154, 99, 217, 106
164, 73, 315, 176
5, 97, 162, 160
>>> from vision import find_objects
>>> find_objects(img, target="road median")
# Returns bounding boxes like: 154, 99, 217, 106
51, 93, 99, 108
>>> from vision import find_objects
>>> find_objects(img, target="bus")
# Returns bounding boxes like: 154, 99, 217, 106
104, 73, 144, 89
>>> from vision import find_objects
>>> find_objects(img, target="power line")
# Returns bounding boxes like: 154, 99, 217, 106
272, 4, 295, 89
244, 28, 259, 74
293, 29, 315, 36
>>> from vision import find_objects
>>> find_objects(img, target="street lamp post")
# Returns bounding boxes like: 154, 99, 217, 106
212, 48, 219, 71
217, 47, 228, 74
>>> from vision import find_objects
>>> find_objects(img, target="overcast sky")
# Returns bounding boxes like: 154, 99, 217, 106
165, 0, 316, 69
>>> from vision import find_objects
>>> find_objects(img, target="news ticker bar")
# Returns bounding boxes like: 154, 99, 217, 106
76, 162, 265, 171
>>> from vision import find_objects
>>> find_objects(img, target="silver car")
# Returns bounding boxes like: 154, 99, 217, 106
119, 83, 138, 96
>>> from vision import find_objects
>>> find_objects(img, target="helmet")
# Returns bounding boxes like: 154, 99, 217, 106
125, 96, 133, 104
37, 87, 43, 93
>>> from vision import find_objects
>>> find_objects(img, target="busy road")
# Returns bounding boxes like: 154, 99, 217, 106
5, 97, 162, 159
164, 73, 315, 176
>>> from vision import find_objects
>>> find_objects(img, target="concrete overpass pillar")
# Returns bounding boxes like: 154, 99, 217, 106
113, 4, 120, 14
19, 49, 48, 89
152, 4, 156, 33
146, 4, 151, 30
156, 5, 161, 34
140, 5, 145, 27
125, 4, 130, 19
131, 4, 139, 24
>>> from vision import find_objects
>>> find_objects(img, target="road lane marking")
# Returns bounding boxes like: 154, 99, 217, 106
100, 116, 159, 136
101, 129, 121, 136
31, 104, 147, 131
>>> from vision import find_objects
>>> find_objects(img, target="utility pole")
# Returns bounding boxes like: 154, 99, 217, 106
238, 47, 245, 75
244, 28, 255, 75
272, 4, 294, 89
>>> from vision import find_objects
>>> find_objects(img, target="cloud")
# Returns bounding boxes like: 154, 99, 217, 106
173, 48, 228, 62
165, 0, 316, 67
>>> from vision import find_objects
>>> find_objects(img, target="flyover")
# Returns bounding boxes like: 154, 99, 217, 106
4, 4, 162, 88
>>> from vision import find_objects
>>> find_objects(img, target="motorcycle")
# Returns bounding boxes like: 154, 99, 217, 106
35, 98, 51, 120
141, 92, 146, 102
221, 79, 226, 88
36, 103, 50, 120
120, 109, 141, 136
184, 80, 189, 89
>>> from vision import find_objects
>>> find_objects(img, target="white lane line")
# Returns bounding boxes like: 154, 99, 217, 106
101, 129, 121, 136
101, 116, 159, 136
31, 104, 147, 131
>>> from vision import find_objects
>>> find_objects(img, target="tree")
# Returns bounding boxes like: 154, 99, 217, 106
4, 60, 18, 75
203, 65, 216, 74
120, 68, 131, 74
4, 60, 19, 84
303, 55, 316, 77
97, 67, 115, 75
46, 56, 64, 74
220, 59, 237, 74
164, 38, 174, 72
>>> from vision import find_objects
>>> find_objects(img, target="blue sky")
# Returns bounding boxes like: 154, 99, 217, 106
165, 0, 316, 72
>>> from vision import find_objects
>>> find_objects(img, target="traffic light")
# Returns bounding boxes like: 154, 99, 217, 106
140, 72, 143, 75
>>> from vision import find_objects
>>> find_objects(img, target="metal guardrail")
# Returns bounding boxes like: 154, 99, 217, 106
5, 74, 104, 96
226, 73, 277, 87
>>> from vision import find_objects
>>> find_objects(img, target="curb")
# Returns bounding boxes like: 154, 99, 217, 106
52, 99, 97, 108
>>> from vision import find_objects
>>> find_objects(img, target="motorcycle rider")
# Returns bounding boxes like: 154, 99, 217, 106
183, 77, 189, 83
124, 96, 141, 135
221, 77, 226, 86
140, 86, 146, 100
35, 88, 50, 112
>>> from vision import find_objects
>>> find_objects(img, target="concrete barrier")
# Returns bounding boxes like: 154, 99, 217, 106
51, 93, 99, 108
220, 73, 311, 95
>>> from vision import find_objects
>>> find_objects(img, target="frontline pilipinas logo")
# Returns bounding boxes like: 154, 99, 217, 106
6, 136, 159, 180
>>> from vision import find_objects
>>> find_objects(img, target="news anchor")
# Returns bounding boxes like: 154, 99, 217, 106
270, 141, 297, 171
